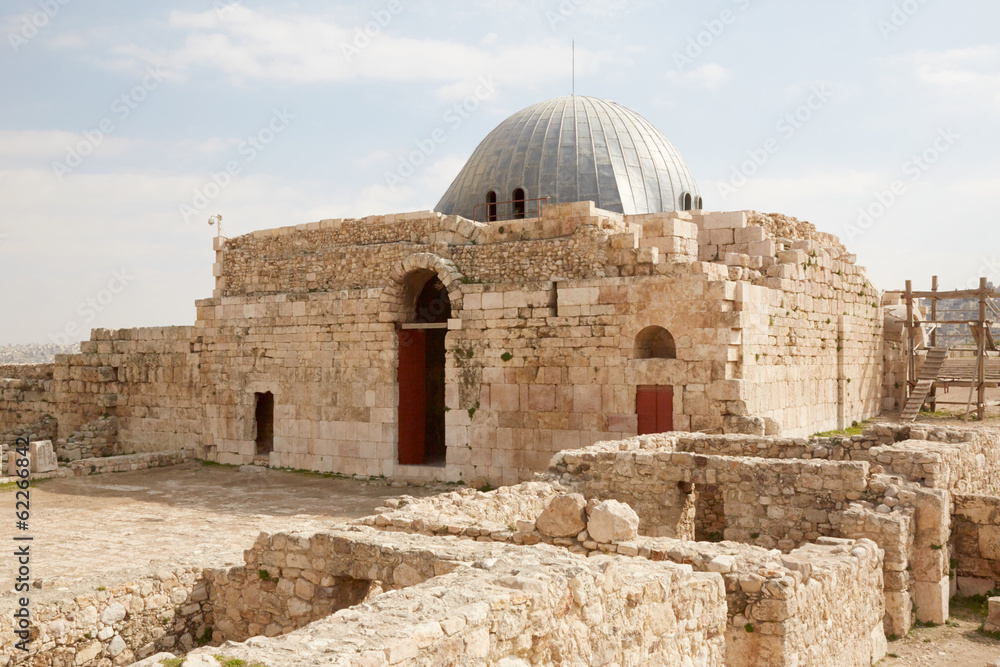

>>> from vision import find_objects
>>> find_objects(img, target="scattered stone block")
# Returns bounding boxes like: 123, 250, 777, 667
536, 493, 587, 538
31, 440, 57, 473
587, 500, 640, 544
985, 597, 1000, 633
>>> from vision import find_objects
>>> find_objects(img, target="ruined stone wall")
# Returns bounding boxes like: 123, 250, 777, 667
0, 364, 54, 381
549, 433, 956, 634
217, 204, 626, 298
52, 327, 203, 454
0, 370, 55, 445
951, 493, 1000, 595
199, 527, 728, 667
361, 483, 887, 667
0, 567, 211, 667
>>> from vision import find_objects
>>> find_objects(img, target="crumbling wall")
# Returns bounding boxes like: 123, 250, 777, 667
550, 434, 954, 636
361, 484, 887, 667
0, 567, 211, 667
199, 528, 728, 666
52, 327, 203, 455
0, 364, 55, 445
951, 493, 1000, 595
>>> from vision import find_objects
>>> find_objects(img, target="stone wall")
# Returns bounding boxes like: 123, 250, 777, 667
357, 484, 887, 667
0, 567, 211, 667
951, 493, 1000, 595
198, 527, 728, 667
0, 364, 54, 381
693, 211, 883, 437
33, 203, 884, 485
52, 327, 203, 455
0, 373, 55, 445
548, 433, 956, 634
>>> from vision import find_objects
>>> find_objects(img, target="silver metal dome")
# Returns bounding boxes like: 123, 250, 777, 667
435, 95, 701, 221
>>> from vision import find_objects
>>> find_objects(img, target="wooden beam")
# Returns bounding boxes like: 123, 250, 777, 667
908, 288, 999, 299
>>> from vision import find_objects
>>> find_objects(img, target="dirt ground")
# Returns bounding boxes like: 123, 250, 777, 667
881, 599, 1000, 666
0, 462, 440, 593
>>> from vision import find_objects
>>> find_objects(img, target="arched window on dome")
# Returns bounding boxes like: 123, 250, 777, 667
486, 190, 498, 222
681, 192, 693, 211
512, 188, 526, 219
634, 326, 676, 360
696, 196, 703, 211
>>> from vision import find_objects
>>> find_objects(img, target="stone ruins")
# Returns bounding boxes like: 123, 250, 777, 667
1, 95, 998, 665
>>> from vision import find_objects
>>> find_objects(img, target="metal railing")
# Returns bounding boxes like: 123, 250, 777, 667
472, 196, 549, 223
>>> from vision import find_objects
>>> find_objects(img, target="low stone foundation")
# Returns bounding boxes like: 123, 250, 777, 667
0, 567, 211, 667
188, 527, 729, 666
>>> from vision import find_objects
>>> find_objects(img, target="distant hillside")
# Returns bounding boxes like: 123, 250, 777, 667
0, 343, 81, 365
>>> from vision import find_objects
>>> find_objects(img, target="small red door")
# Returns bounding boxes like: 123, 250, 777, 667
397, 329, 426, 465
636, 385, 673, 435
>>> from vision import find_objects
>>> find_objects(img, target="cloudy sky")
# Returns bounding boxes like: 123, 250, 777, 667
1, 0, 998, 344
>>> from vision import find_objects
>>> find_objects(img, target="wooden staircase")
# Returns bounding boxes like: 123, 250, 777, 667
899, 347, 951, 421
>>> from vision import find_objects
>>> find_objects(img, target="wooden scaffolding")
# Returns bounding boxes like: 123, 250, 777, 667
900, 276, 1000, 421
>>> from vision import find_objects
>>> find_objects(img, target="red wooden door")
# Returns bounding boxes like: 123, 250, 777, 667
398, 329, 426, 465
636, 385, 673, 435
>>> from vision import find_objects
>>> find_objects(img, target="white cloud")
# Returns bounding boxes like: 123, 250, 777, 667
888, 45, 1000, 109
0, 130, 138, 169
665, 63, 730, 90
100, 6, 624, 98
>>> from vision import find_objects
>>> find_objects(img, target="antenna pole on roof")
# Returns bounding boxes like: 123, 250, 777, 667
572, 40, 575, 96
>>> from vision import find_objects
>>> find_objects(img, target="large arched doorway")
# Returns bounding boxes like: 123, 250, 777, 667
397, 274, 450, 466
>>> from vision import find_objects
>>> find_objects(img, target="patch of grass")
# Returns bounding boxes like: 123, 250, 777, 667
477, 483, 496, 493
951, 590, 996, 618
887, 652, 899, 658
913, 619, 938, 628
198, 626, 214, 646
0, 481, 21, 492
744, 623, 754, 633
214, 655, 269, 667
500, 352, 513, 362
197, 459, 237, 468
258, 569, 274, 582
812, 419, 869, 438
96, 586, 106, 592
160, 659, 183, 667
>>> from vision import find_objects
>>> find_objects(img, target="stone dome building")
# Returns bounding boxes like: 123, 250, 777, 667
436, 95, 702, 221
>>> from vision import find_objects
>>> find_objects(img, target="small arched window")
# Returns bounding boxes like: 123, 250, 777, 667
695, 196, 703, 210
486, 190, 498, 222
635, 326, 676, 360
681, 192, 693, 211
512, 188, 526, 219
